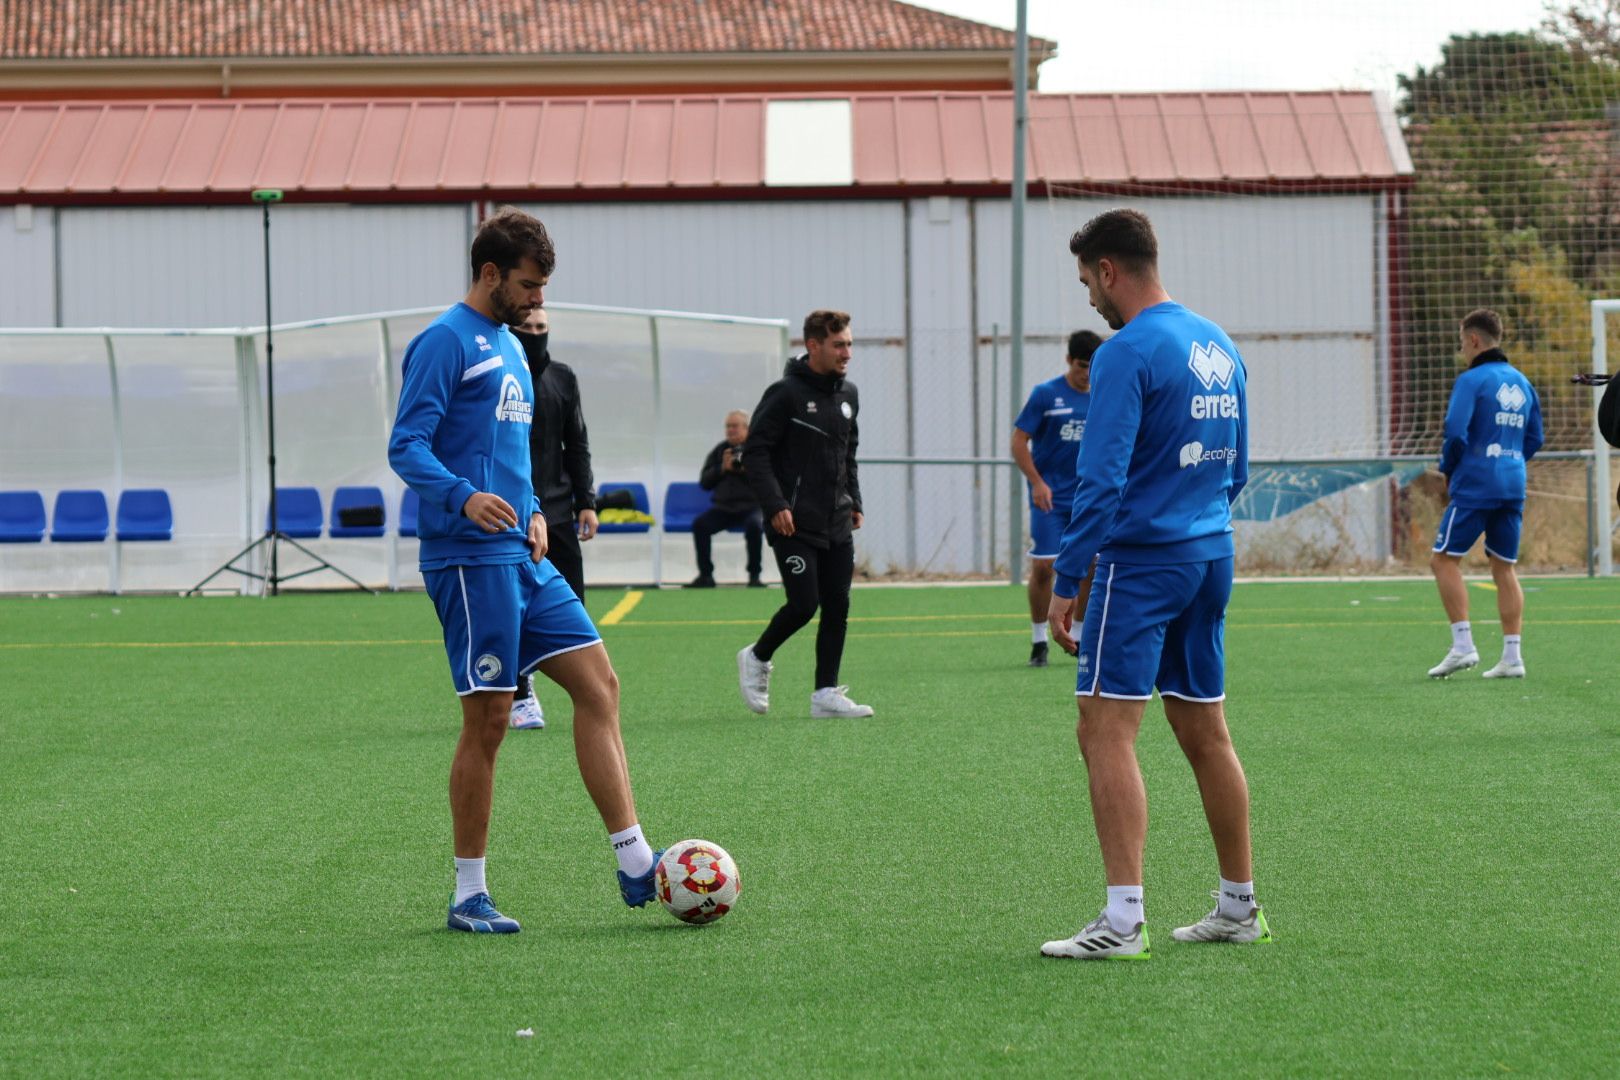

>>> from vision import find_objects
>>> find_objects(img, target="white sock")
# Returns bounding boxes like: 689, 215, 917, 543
1104, 885, 1144, 933
1218, 877, 1256, 920
1450, 621, 1474, 653
1502, 634, 1522, 665
453, 856, 487, 904
609, 824, 654, 877
1031, 621, 1048, 645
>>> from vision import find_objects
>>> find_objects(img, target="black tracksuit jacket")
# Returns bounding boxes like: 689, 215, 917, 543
743, 356, 863, 548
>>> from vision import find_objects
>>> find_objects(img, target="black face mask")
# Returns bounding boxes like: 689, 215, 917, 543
513, 328, 550, 370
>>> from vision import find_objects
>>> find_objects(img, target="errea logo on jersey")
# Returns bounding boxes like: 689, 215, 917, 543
495, 373, 533, 424
474, 334, 493, 352
1188, 341, 1237, 391
1496, 383, 1527, 411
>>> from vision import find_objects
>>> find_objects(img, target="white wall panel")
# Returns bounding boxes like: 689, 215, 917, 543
0, 206, 56, 327
519, 201, 907, 336
59, 205, 468, 328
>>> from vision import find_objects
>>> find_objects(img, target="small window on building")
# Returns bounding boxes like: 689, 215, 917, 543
765, 100, 853, 187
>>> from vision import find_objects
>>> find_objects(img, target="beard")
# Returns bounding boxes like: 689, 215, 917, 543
1096, 297, 1125, 331
489, 279, 535, 326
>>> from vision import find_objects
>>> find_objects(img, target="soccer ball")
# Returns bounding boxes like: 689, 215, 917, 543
656, 839, 740, 925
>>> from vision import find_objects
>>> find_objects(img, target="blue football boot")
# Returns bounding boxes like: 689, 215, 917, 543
447, 892, 521, 933
618, 849, 664, 908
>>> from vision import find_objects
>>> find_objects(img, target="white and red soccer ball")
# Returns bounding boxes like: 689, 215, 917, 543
656, 840, 740, 925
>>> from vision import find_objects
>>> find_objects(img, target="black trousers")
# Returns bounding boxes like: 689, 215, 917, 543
753, 534, 854, 690
517, 519, 586, 700
692, 506, 764, 577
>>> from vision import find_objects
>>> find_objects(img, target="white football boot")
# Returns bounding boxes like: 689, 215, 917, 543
737, 645, 772, 715
1171, 893, 1273, 943
1041, 914, 1151, 960
508, 693, 545, 730
1427, 648, 1479, 678
1481, 658, 1525, 679
810, 686, 874, 718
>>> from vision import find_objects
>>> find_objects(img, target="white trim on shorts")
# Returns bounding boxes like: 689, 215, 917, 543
1483, 544, 1517, 563
1078, 690, 1153, 700
1159, 690, 1227, 703
456, 684, 519, 697
1432, 506, 1458, 554
1028, 550, 1059, 561
1084, 562, 1116, 696
519, 637, 605, 676
457, 566, 476, 694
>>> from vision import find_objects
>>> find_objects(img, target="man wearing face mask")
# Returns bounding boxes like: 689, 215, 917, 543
508, 305, 598, 731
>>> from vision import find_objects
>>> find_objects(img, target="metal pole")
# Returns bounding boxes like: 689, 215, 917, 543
1591, 301, 1613, 575
263, 199, 280, 595
1009, 0, 1029, 588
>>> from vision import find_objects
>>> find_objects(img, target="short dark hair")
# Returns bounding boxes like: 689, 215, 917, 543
1067, 330, 1104, 362
470, 206, 556, 282
804, 309, 851, 343
1069, 208, 1158, 274
1461, 308, 1503, 342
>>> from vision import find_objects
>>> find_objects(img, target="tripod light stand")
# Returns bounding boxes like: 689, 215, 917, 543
189, 189, 372, 596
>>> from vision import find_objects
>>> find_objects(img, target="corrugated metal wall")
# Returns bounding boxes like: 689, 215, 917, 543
0, 193, 1382, 574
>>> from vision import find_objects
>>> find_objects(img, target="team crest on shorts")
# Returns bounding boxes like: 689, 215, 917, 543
475, 653, 503, 681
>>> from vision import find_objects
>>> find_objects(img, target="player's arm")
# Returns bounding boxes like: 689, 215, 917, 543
1524, 382, 1544, 461
699, 443, 725, 491
846, 389, 863, 528
561, 368, 596, 520
1438, 375, 1474, 477
1052, 350, 1142, 601
388, 325, 480, 517
1230, 360, 1250, 505
1010, 431, 1052, 512
742, 384, 791, 520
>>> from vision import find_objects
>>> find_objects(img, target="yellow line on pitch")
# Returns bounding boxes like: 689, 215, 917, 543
1472, 582, 1498, 592
598, 589, 644, 626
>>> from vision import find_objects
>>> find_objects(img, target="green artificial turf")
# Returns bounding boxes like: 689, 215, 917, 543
1, 578, 1617, 1076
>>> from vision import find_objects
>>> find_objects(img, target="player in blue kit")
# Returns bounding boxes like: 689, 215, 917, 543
388, 208, 659, 934
1012, 330, 1102, 667
1427, 309, 1543, 680
1038, 209, 1268, 961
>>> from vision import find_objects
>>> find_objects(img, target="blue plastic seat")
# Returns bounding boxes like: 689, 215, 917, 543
662, 482, 712, 533
116, 489, 173, 541
330, 485, 387, 538
51, 490, 109, 542
267, 487, 323, 538
400, 489, 420, 537
0, 490, 46, 543
596, 482, 652, 534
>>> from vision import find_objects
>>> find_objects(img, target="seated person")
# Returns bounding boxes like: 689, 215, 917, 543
687, 410, 766, 588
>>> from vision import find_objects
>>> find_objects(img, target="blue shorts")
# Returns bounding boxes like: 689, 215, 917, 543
1029, 501, 1072, 560
1432, 502, 1522, 562
423, 559, 601, 696
1075, 558, 1232, 702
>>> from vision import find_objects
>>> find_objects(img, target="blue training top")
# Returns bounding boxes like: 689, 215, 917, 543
1014, 374, 1090, 507
387, 302, 542, 570
1053, 301, 1249, 598
1439, 351, 1543, 507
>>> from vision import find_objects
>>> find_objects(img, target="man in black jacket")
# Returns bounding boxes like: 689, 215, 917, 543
687, 410, 765, 588
508, 305, 598, 730
736, 309, 872, 719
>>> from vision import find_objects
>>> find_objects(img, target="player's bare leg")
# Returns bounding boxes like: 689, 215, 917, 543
1428, 552, 1479, 677
451, 691, 513, 857
1027, 559, 1055, 665
1164, 698, 1251, 882
1076, 694, 1149, 885
1483, 555, 1526, 678
538, 643, 637, 832
538, 642, 661, 905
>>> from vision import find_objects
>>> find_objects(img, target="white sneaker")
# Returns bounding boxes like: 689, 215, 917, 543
1171, 893, 1272, 943
810, 686, 873, 718
738, 645, 771, 715
509, 694, 545, 730
1481, 659, 1525, 679
1427, 648, 1479, 678
1040, 914, 1151, 960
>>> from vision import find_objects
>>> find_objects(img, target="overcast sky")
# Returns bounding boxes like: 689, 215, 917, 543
914, 0, 1557, 98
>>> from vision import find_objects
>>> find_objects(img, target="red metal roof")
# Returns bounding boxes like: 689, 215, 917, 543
0, 91, 1410, 201
0, 0, 1052, 58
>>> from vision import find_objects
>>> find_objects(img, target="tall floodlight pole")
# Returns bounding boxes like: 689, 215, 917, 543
1007, 0, 1029, 585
